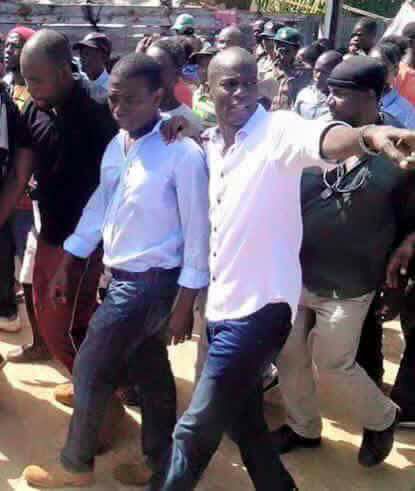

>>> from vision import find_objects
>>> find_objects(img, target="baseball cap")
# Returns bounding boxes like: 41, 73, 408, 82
73, 32, 112, 57
274, 27, 302, 46
260, 21, 281, 39
171, 14, 195, 34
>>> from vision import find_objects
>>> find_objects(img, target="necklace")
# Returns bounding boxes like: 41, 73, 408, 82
321, 159, 369, 200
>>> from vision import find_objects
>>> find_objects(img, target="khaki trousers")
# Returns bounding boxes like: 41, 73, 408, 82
277, 287, 398, 438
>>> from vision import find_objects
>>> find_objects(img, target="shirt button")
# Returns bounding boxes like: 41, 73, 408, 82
220, 172, 224, 178
217, 197, 221, 204
212, 276, 216, 282
213, 227, 217, 232
213, 252, 217, 257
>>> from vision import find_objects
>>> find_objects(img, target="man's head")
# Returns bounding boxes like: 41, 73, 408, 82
189, 46, 218, 84
4, 26, 35, 74
327, 56, 386, 126
208, 47, 258, 130
259, 20, 280, 56
313, 50, 343, 93
21, 29, 74, 110
146, 38, 186, 98
252, 19, 266, 42
349, 18, 378, 55
73, 32, 112, 80
370, 42, 402, 88
274, 27, 302, 68
171, 14, 195, 37
216, 26, 244, 51
296, 41, 327, 70
108, 53, 163, 132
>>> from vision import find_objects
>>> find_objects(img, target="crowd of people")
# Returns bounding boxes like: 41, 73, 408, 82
0, 11, 415, 490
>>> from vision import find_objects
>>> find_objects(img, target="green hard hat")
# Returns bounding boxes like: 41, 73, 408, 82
172, 14, 195, 33
274, 27, 302, 46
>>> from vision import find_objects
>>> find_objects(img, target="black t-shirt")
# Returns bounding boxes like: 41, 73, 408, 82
23, 81, 117, 246
0, 87, 31, 185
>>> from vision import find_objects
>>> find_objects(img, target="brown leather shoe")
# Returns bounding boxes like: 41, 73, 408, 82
113, 462, 152, 486
54, 383, 74, 407
22, 463, 94, 488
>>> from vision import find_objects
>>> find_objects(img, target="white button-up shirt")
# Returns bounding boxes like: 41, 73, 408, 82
64, 120, 210, 289
87, 69, 110, 103
204, 105, 335, 321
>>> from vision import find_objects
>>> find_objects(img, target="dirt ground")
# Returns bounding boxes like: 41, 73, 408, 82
0, 306, 414, 491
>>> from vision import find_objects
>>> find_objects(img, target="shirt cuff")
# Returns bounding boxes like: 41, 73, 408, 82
178, 266, 209, 289
64, 234, 97, 259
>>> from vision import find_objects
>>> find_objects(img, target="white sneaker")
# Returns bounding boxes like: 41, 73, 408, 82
0, 314, 21, 332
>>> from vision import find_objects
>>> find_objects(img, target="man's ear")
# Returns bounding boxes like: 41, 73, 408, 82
153, 87, 164, 106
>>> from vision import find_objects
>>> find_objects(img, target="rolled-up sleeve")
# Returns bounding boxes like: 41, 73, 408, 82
174, 143, 210, 289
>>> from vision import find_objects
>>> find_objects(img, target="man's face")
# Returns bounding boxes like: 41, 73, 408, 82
108, 75, 162, 132
349, 27, 374, 54
274, 41, 298, 67
21, 56, 66, 110
146, 46, 178, 94
216, 29, 242, 51
313, 58, 334, 93
209, 60, 258, 129
262, 38, 274, 55
79, 46, 105, 80
4, 33, 25, 72
327, 86, 369, 126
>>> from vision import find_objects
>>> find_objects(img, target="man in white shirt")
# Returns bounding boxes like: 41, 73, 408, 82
73, 32, 111, 103
22, 53, 210, 489
147, 48, 415, 491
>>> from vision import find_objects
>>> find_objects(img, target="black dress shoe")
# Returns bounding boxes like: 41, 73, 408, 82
358, 409, 401, 467
271, 425, 322, 454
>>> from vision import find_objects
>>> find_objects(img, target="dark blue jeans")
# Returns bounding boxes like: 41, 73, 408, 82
151, 302, 296, 491
61, 267, 180, 473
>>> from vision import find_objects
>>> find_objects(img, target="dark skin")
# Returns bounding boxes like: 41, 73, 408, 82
313, 51, 343, 94
50, 73, 198, 345
262, 38, 275, 58
274, 41, 298, 72
79, 46, 107, 81
207, 48, 415, 165
327, 86, 379, 128
4, 32, 26, 85
146, 45, 181, 112
216, 26, 243, 51
405, 37, 415, 68
349, 24, 376, 55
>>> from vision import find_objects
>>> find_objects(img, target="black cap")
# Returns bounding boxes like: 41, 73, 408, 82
73, 32, 112, 57
189, 45, 218, 64
327, 56, 387, 98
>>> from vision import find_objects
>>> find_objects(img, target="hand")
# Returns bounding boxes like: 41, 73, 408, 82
386, 233, 415, 288
160, 116, 189, 144
48, 253, 83, 308
135, 36, 153, 53
364, 126, 415, 168
168, 302, 194, 345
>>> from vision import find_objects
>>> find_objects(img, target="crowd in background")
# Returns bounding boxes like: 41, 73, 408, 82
0, 10, 414, 490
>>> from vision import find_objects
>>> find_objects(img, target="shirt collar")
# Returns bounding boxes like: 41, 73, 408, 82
207, 104, 267, 146
119, 114, 164, 145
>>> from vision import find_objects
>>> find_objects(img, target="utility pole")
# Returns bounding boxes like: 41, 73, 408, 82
323, 0, 343, 46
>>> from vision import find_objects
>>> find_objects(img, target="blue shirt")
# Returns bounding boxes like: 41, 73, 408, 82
383, 88, 415, 129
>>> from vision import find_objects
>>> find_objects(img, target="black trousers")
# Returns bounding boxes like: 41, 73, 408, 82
0, 221, 16, 317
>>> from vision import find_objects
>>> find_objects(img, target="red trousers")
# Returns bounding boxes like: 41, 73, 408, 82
33, 238, 102, 373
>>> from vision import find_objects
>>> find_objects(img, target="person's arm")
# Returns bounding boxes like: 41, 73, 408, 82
321, 124, 415, 167
386, 232, 415, 288
169, 144, 210, 345
0, 146, 35, 228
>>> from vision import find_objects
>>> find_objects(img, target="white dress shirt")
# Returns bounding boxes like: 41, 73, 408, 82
64, 119, 210, 289
204, 105, 336, 322
86, 69, 110, 103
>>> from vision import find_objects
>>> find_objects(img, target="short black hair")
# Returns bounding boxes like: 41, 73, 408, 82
354, 18, 378, 36
152, 38, 186, 70
373, 41, 403, 67
302, 41, 327, 66
111, 53, 162, 92
382, 35, 409, 58
403, 22, 415, 40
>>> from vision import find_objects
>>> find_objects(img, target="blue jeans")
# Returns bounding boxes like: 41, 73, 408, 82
61, 267, 180, 473
151, 302, 296, 490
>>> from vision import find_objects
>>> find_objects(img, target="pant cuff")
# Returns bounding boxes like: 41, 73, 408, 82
60, 451, 94, 474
